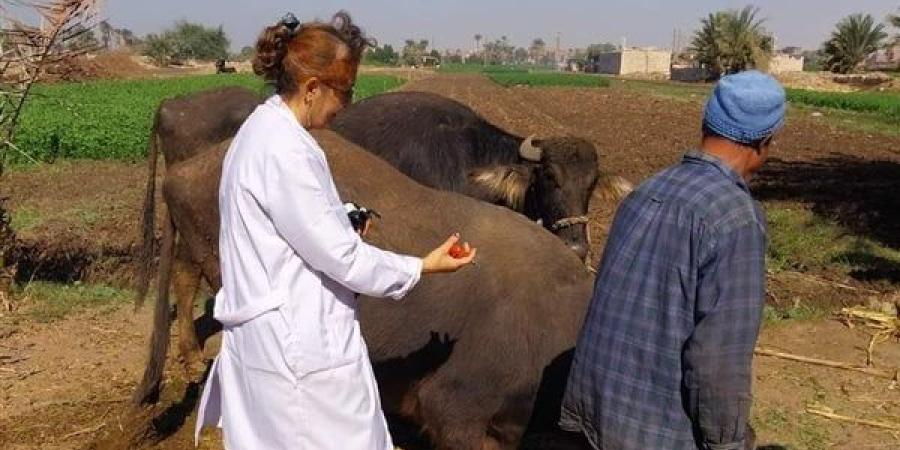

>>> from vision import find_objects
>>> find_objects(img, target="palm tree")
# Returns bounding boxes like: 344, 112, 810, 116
889, 9, 900, 45
691, 11, 727, 77
474, 34, 482, 53
529, 38, 546, 63
99, 20, 112, 49
821, 13, 887, 74
690, 5, 773, 79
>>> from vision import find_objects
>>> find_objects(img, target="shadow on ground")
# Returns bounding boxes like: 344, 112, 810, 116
754, 156, 900, 283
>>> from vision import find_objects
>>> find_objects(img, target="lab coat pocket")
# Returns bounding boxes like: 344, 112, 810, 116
275, 306, 311, 383
319, 276, 362, 363
277, 302, 334, 380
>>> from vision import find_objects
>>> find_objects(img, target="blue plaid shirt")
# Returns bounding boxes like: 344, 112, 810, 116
560, 150, 766, 450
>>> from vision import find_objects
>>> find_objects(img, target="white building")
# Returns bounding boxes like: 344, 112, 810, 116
866, 44, 900, 71
768, 54, 804, 74
588, 48, 672, 76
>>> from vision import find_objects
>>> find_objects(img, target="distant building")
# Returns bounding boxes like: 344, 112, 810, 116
670, 51, 803, 81
865, 43, 900, 71
587, 47, 671, 76
564, 58, 584, 72
780, 46, 804, 58
670, 65, 709, 82
769, 53, 804, 74
418, 55, 441, 69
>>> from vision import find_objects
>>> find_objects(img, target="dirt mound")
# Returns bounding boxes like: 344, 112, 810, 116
44, 50, 153, 82
776, 71, 897, 92
776, 72, 857, 92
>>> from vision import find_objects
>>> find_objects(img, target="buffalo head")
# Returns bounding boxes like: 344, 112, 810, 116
469, 136, 602, 259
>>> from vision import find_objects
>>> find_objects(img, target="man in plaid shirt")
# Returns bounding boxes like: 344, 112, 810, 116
560, 71, 786, 450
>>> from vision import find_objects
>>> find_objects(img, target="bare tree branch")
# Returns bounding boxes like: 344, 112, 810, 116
0, 0, 103, 175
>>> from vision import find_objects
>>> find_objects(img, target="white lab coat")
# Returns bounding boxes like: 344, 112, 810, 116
195, 95, 423, 450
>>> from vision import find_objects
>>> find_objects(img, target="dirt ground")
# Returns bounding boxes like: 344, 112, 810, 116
0, 73, 898, 449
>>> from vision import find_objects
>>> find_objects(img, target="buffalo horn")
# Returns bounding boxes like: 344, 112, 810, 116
518, 135, 543, 162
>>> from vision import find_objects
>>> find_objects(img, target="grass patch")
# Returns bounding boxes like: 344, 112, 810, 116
487, 72, 611, 88
72, 206, 106, 228
753, 406, 791, 434
8, 201, 120, 235
791, 103, 900, 138
9, 206, 41, 233
752, 405, 831, 449
13, 281, 132, 322
763, 302, 827, 325
615, 79, 900, 122
785, 88, 900, 122
354, 74, 406, 99
11, 73, 404, 165
765, 205, 900, 278
438, 63, 551, 74
614, 79, 900, 136
795, 414, 830, 450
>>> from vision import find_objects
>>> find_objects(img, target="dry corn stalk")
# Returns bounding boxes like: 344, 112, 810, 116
839, 306, 900, 367
807, 403, 900, 432
755, 347, 899, 380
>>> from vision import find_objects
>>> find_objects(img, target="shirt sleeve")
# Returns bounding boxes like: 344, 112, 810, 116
262, 144, 423, 300
683, 221, 766, 450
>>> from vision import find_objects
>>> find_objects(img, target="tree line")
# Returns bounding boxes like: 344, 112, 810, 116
690, 5, 900, 78
142, 21, 230, 66
362, 36, 620, 68
101, 6, 900, 73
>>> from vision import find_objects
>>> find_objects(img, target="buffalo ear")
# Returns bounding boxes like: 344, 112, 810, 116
467, 165, 534, 211
592, 174, 634, 203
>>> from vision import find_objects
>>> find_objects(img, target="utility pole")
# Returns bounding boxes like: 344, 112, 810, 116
556, 31, 561, 69
672, 28, 687, 56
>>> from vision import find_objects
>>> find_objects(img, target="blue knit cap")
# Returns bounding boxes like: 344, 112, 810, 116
703, 70, 786, 144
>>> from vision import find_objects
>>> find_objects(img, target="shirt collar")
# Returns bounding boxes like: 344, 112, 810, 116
682, 149, 750, 192
265, 94, 302, 130
264, 94, 320, 150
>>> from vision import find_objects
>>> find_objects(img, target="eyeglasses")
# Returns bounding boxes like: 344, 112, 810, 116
322, 80, 354, 105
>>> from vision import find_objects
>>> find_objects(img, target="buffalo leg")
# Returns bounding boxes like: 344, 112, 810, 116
173, 239, 204, 376
414, 364, 531, 450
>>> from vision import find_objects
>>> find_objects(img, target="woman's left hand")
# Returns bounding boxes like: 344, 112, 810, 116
422, 234, 477, 274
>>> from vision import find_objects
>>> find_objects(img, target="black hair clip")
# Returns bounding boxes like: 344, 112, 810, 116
280, 13, 300, 34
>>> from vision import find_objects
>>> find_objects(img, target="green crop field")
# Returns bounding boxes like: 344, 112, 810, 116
437, 63, 557, 74
785, 88, 900, 122
487, 72, 611, 88
9, 73, 404, 164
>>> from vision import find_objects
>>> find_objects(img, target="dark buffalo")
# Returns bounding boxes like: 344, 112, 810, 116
136, 86, 262, 308
136, 90, 630, 301
133, 130, 594, 450
330, 91, 632, 259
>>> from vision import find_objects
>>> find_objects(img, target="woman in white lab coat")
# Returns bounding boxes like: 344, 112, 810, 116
195, 12, 476, 450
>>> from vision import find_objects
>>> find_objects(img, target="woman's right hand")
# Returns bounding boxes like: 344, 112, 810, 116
422, 234, 477, 274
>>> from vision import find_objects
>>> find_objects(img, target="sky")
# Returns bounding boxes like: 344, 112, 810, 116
104, 1, 900, 53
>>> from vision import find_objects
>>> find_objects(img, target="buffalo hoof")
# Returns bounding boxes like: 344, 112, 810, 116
177, 347, 206, 379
